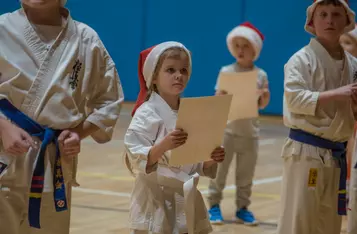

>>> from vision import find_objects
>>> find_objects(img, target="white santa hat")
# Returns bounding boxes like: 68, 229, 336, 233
348, 23, 357, 40
226, 22, 264, 61
131, 41, 192, 116
305, 0, 355, 35
142, 41, 192, 89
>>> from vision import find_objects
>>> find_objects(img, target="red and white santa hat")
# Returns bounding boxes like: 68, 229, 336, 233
305, 0, 355, 35
131, 41, 192, 116
226, 22, 264, 61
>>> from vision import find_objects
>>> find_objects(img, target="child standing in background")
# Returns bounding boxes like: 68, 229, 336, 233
207, 22, 270, 226
340, 24, 357, 234
124, 41, 225, 234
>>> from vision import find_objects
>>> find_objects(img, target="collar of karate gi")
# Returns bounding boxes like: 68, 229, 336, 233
309, 38, 353, 86
13, 8, 77, 63
310, 38, 347, 66
148, 92, 178, 132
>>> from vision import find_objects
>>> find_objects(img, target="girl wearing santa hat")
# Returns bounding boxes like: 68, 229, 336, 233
124, 41, 225, 234
341, 25, 357, 234
277, 1, 357, 234
207, 22, 270, 226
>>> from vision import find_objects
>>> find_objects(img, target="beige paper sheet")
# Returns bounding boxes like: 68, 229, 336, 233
217, 70, 258, 121
169, 95, 232, 166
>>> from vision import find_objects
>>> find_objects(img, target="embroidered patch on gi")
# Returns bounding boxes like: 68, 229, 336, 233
0, 162, 8, 175
308, 168, 318, 187
56, 200, 65, 208
69, 59, 82, 90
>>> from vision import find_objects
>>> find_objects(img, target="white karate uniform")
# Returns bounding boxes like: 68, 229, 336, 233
0, 8, 124, 234
208, 63, 268, 209
125, 92, 217, 234
277, 38, 357, 234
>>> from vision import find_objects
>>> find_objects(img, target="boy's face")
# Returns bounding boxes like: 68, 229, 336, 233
312, 3, 348, 42
232, 37, 255, 64
340, 34, 357, 57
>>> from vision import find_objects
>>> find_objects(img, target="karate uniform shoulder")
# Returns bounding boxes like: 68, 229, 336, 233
124, 92, 217, 178
0, 9, 124, 143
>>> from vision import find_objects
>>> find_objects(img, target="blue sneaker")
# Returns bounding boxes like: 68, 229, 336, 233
208, 204, 224, 225
235, 208, 258, 226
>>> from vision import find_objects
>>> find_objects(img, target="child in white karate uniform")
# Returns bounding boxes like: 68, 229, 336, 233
0, 1, 123, 233
124, 41, 226, 234
277, 1, 357, 234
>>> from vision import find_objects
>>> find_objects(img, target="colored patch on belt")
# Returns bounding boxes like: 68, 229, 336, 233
0, 162, 7, 175
308, 168, 318, 187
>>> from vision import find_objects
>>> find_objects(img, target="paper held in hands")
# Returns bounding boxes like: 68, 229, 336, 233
169, 95, 232, 166
217, 70, 258, 121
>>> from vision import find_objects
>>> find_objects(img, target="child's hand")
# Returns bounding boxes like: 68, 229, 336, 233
58, 130, 81, 159
210, 146, 225, 163
0, 119, 36, 156
257, 89, 264, 97
160, 128, 188, 152
215, 90, 227, 96
333, 83, 357, 101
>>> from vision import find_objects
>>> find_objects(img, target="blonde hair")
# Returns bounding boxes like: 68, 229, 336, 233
145, 47, 190, 100
124, 47, 190, 176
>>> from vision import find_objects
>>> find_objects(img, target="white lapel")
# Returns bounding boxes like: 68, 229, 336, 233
17, 8, 78, 118
149, 92, 177, 132
309, 38, 349, 88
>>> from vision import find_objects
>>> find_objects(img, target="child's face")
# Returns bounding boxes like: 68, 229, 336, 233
312, 4, 348, 42
340, 34, 357, 57
153, 56, 190, 97
232, 37, 255, 64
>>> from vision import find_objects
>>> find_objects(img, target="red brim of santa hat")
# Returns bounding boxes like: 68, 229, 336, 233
305, 0, 355, 35
131, 41, 192, 116
226, 22, 264, 61
131, 46, 155, 117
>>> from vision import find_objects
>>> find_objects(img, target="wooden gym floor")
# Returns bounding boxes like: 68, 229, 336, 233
69, 103, 349, 234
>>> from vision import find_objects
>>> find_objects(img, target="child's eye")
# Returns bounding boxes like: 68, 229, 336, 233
332, 12, 342, 18
181, 68, 188, 74
166, 68, 175, 73
320, 12, 327, 18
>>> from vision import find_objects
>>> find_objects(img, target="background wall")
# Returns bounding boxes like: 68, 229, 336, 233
2, 1, 356, 115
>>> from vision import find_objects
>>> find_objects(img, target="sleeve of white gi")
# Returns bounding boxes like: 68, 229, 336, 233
284, 55, 319, 116
259, 69, 269, 89
85, 39, 124, 143
124, 108, 162, 174
189, 162, 218, 179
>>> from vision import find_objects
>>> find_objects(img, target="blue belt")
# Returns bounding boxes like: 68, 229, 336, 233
289, 128, 347, 215
0, 99, 68, 228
